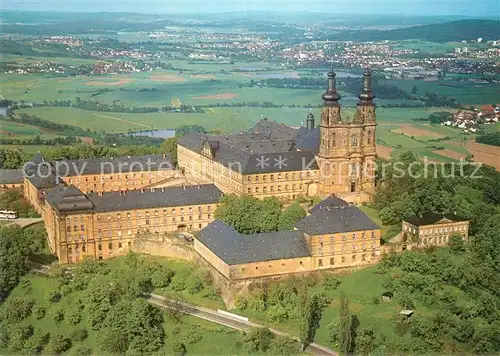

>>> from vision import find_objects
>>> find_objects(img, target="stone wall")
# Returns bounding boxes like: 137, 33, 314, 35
132, 234, 196, 261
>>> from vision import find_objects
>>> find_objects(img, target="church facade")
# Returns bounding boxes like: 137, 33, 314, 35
177, 69, 377, 203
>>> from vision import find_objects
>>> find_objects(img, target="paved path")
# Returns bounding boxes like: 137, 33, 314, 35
147, 293, 336, 356
2, 217, 43, 228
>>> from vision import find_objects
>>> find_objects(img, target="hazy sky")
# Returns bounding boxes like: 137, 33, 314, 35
2, 0, 499, 16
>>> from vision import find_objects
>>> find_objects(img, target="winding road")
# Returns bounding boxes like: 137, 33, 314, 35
147, 293, 336, 356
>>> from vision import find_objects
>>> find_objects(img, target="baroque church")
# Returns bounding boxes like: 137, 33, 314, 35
177, 69, 377, 203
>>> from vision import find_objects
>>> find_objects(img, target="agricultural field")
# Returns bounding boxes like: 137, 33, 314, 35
388, 78, 500, 105
12, 105, 476, 165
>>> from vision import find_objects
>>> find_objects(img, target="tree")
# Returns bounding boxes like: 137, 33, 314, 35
49, 334, 71, 354
244, 327, 273, 352
339, 291, 352, 354
172, 340, 186, 354
278, 202, 307, 230
448, 235, 465, 254
0, 227, 32, 300
298, 284, 311, 348
161, 137, 178, 165
355, 328, 376, 355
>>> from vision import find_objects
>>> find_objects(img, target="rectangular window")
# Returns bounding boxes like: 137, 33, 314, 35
98, 244, 102, 251
118, 242, 122, 248
318, 259, 323, 267
108, 243, 112, 250
329, 257, 334, 265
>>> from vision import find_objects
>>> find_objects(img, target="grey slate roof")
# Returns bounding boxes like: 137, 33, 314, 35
404, 213, 467, 226
46, 185, 94, 212
295, 126, 321, 153
87, 184, 223, 212
54, 154, 173, 176
0, 169, 24, 184
197, 219, 311, 265
295, 196, 379, 235
309, 196, 350, 213
177, 119, 319, 174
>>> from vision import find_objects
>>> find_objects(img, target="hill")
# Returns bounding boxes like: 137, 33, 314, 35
331, 19, 500, 43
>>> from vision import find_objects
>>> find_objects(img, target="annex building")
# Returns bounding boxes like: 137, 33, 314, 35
195, 196, 381, 282
177, 69, 378, 204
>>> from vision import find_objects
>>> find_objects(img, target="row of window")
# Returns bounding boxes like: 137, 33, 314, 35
417, 225, 467, 235
247, 171, 314, 183
67, 171, 168, 183
95, 205, 213, 220
68, 241, 132, 254
317, 243, 377, 254
318, 231, 377, 242
248, 184, 305, 194
317, 252, 376, 267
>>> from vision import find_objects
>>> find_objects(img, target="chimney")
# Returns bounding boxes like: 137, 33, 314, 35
161, 187, 164, 192
141, 188, 144, 193
183, 185, 186, 190
150, 188, 154, 192
197, 184, 201, 189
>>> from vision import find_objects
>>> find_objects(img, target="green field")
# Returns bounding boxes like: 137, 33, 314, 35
388, 78, 500, 105
15, 106, 458, 133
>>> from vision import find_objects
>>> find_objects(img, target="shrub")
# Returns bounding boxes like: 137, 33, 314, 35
2, 297, 34, 322
270, 336, 298, 355
151, 269, 174, 288
71, 328, 88, 342
372, 296, 380, 305
322, 274, 341, 291
69, 346, 93, 356
8, 324, 33, 351
33, 305, 46, 319
23, 328, 49, 354
235, 295, 248, 310
181, 326, 203, 344
60, 284, 73, 296
48, 290, 62, 303
172, 340, 186, 354
244, 327, 273, 352
49, 334, 71, 354
170, 269, 191, 291
201, 286, 218, 300
67, 307, 82, 325
52, 309, 65, 324
185, 274, 204, 294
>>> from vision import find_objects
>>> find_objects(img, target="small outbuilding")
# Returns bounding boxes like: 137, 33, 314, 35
382, 291, 393, 303
399, 309, 414, 319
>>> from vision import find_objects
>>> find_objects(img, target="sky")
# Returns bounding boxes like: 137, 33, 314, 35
1, 0, 499, 16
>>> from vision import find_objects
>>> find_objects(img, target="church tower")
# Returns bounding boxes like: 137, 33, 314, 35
356, 69, 377, 195
316, 69, 377, 203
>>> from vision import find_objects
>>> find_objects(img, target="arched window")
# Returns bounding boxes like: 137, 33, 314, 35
367, 131, 372, 145
331, 133, 336, 147
351, 135, 358, 147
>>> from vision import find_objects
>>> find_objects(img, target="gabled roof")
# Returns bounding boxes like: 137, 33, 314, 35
309, 195, 349, 213
295, 126, 320, 154
197, 219, 310, 265
46, 185, 94, 212
296, 196, 379, 235
87, 184, 223, 212
177, 119, 319, 174
0, 169, 24, 184
404, 213, 467, 226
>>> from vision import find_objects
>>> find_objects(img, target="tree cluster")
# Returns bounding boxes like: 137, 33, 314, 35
215, 195, 307, 234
